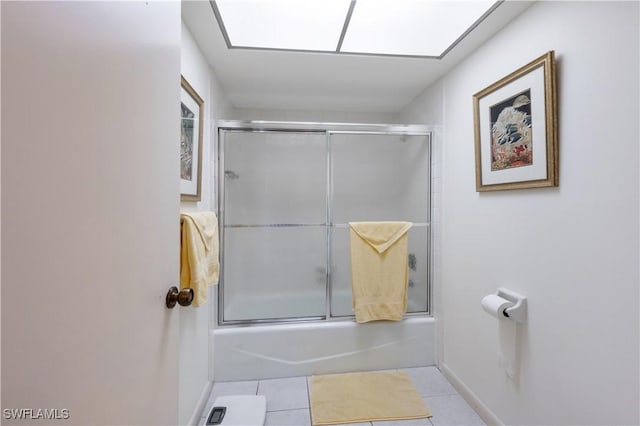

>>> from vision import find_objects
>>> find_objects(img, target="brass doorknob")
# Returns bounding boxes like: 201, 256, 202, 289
166, 286, 194, 308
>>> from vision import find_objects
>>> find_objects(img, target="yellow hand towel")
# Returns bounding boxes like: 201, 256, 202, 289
180, 212, 219, 307
349, 221, 412, 323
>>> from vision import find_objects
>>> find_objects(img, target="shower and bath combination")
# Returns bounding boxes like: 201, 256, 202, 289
213, 120, 436, 380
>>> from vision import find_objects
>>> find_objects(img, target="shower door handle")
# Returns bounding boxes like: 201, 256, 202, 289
315, 266, 327, 284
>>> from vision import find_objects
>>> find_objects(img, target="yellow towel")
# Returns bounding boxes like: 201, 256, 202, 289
180, 212, 219, 307
349, 221, 412, 323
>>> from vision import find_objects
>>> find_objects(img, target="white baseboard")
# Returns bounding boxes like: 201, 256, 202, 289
439, 363, 503, 426
188, 380, 214, 426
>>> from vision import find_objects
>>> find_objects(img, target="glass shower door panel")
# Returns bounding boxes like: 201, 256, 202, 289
331, 133, 430, 317
332, 133, 430, 223
330, 226, 429, 316
223, 131, 327, 225
406, 226, 429, 313
223, 226, 327, 321
329, 226, 352, 317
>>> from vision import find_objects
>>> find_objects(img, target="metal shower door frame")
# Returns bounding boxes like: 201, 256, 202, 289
217, 120, 431, 326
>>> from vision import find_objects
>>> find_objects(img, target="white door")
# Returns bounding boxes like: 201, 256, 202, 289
2, 2, 182, 425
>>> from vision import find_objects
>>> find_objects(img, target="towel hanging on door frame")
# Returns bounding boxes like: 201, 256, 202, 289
349, 221, 412, 323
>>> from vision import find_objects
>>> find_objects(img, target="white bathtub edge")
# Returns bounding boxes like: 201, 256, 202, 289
211, 316, 436, 381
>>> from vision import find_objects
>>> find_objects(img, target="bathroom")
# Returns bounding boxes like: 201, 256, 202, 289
1, 1, 638, 426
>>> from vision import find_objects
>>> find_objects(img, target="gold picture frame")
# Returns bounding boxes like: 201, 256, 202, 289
180, 75, 204, 201
473, 51, 558, 192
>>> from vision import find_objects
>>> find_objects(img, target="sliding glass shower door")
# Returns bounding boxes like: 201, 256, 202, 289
219, 122, 431, 324
221, 131, 328, 321
329, 133, 431, 316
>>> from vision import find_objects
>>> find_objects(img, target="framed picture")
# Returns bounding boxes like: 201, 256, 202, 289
180, 75, 204, 201
473, 51, 558, 191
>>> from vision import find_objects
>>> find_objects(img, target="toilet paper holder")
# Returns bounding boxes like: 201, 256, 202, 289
496, 288, 527, 323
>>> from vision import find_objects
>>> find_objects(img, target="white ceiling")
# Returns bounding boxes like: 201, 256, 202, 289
182, 0, 533, 113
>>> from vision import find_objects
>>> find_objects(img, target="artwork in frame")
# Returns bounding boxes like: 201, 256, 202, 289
473, 51, 558, 191
180, 75, 204, 201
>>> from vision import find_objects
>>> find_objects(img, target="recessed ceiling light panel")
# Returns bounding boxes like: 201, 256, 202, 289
211, 0, 501, 58
342, 0, 498, 57
214, 0, 353, 52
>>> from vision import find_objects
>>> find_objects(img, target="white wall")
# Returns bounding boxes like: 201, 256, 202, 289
230, 107, 395, 124
400, 2, 639, 425
179, 21, 231, 426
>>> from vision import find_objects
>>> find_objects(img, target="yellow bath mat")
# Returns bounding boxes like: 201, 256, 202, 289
310, 371, 432, 425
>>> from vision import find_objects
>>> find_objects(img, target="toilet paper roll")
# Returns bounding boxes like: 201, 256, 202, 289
481, 294, 513, 319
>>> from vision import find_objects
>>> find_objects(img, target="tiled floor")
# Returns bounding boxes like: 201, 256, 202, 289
199, 367, 485, 426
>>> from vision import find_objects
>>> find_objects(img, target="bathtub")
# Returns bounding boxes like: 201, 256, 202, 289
211, 316, 436, 381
